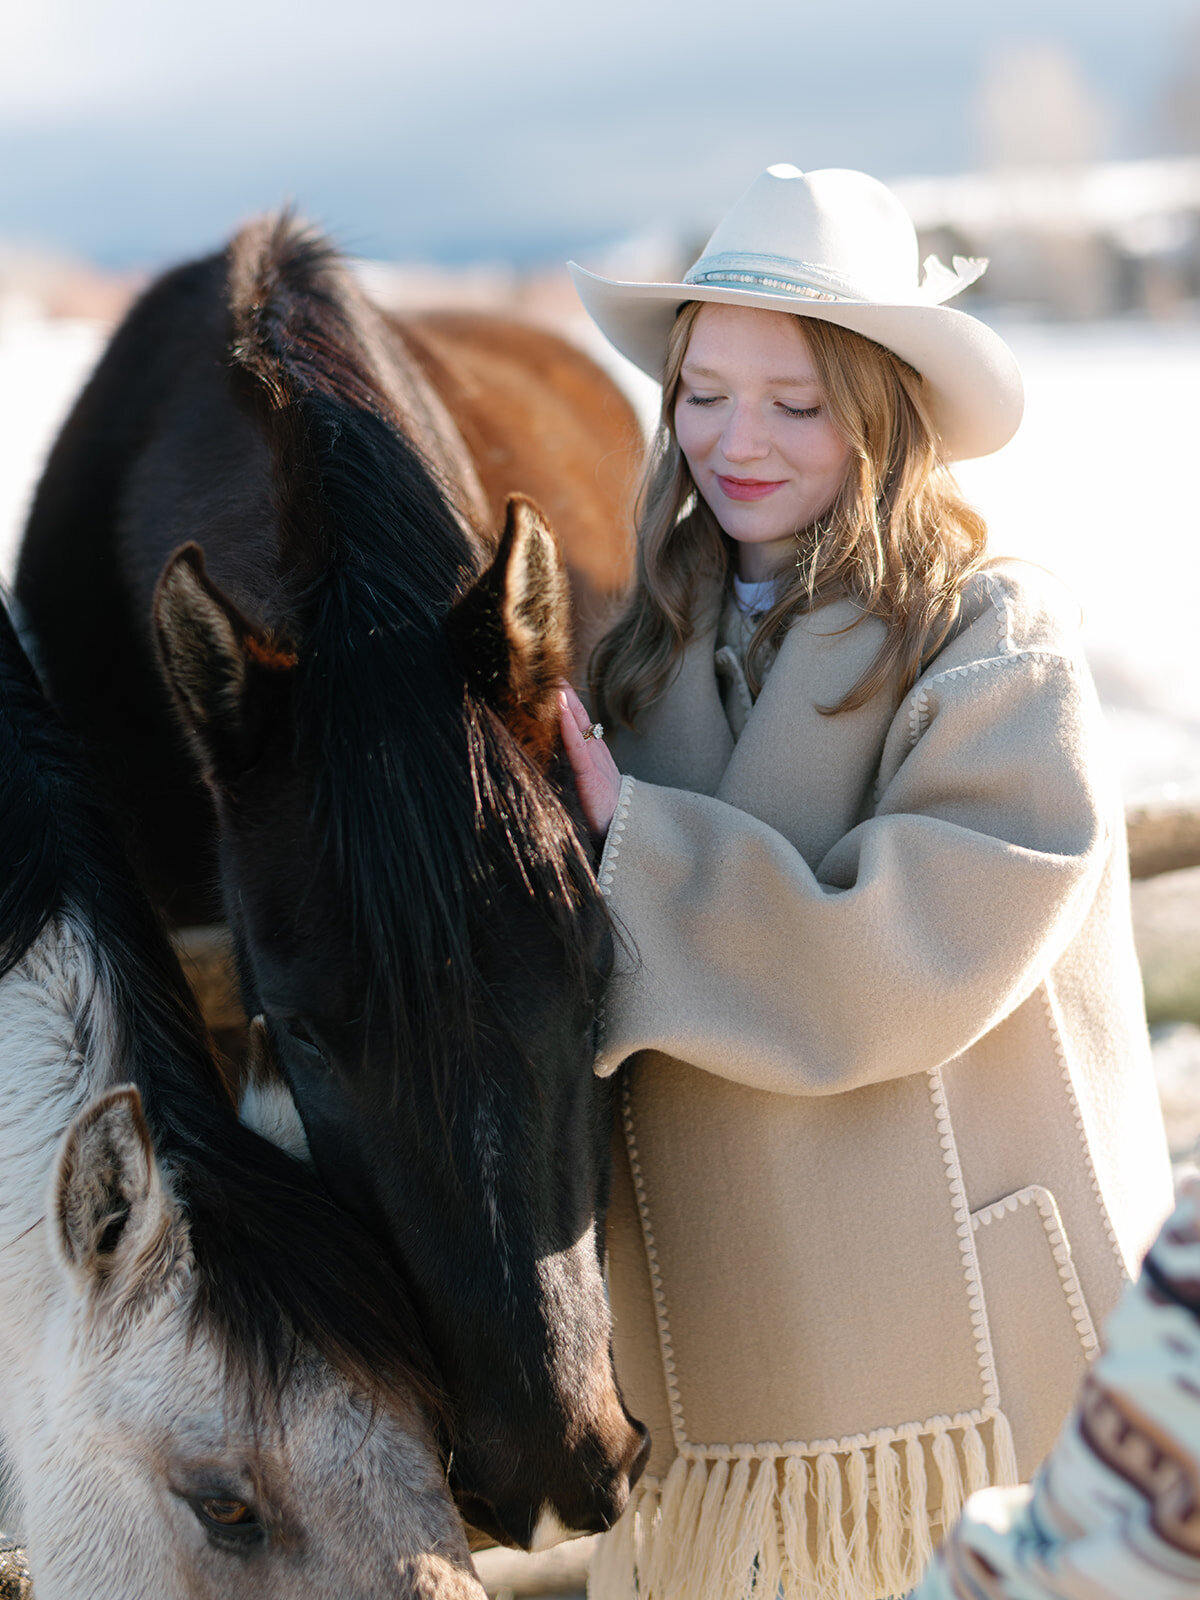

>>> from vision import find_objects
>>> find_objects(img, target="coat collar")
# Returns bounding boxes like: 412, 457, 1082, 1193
613, 578, 897, 870
612, 583, 731, 797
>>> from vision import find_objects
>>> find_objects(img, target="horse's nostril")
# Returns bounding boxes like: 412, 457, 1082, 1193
626, 1420, 651, 1490
586, 1420, 653, 1534
454, 1492, 512, 1550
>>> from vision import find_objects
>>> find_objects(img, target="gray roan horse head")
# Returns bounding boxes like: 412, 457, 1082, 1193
0, 600, 485, 1600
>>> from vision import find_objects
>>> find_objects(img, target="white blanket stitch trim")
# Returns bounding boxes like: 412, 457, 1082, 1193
928, 1065, 1001, 1409
617, 1062, 1002, 1457
909, 684, 931, 746
594, 776, 635, 1060
597, 774, 634, 896
620, 1073, 688, 1450
972, 1184, 1100, 1356
904, 650, 1085, 752
928, 649, 1083, 688
1040, 981, 1128, 1278
606, 1061, 1021, 1600
980, 570, 1013, 654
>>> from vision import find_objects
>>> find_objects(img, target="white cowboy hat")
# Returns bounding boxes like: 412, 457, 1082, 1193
568, 164, 1023, 461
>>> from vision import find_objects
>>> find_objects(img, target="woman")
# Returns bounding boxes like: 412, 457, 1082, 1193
559, 165, 1174, 1600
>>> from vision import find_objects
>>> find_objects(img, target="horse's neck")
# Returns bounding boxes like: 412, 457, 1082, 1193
0, 921, 109, 1378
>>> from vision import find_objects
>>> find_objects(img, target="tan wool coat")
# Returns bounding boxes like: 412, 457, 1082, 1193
587, 560, 1173, 1600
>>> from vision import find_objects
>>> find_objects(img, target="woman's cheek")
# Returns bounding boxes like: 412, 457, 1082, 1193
677, 428, 712, 490
674, 401, 709, 465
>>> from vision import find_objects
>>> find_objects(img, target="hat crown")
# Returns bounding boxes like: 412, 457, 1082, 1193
691, 165, 922, 305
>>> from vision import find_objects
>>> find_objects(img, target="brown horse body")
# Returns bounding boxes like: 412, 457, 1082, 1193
395, 311, 638, 658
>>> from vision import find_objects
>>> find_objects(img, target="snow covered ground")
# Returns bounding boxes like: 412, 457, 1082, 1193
4, 305, 1200, 800
956, 321, 1200, 803
0, 310, 106, 582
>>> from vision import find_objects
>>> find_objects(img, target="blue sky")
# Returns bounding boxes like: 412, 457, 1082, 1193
2, 0, 1197, 268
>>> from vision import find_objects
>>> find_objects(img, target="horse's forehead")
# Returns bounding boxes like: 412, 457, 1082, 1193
49, 1367, 460, 1585
104, 1343, 354, 1473
138, 1376, 436, 1510
87, 1318, 240, 1432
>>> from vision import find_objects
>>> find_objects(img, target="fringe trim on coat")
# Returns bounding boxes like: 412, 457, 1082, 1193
587, 1411, 1019, 1600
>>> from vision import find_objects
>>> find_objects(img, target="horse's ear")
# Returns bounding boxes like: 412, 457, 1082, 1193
154, 543, 297, 781
54, 1086, 189, 1305
447, 495, 572, 765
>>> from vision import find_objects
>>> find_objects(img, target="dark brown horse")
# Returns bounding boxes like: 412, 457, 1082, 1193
15, 216, 647, 1550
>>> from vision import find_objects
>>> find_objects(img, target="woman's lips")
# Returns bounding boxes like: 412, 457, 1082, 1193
716, 474, 787, 502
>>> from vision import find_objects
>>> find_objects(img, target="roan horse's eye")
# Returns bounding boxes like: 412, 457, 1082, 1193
189, 1495, 264, 1547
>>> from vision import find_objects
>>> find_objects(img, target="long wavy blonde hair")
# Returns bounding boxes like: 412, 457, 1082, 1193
591, 301, 989, 726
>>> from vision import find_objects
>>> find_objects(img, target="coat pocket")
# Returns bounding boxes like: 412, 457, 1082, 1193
971, 1184, 1100, 1480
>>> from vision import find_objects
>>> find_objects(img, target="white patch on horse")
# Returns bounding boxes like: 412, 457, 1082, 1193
528, 1503, 574, 1553
238, 1075, 311, 1163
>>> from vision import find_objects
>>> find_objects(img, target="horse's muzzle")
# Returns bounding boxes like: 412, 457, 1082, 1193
453, 1415, 650, 1551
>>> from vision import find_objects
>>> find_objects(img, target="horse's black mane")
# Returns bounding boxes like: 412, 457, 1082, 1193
227, 218, 603, 1086
0, 597, 442, 1420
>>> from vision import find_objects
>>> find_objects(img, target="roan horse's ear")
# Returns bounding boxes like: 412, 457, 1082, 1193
54, 1086, 189, 1305
447, 495, 572, 766
154, 543, 298, 782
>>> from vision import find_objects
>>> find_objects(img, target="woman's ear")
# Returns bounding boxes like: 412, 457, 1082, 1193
446, 495, 572, 766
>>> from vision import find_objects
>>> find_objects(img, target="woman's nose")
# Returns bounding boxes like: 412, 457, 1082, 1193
720, 403, 770, 463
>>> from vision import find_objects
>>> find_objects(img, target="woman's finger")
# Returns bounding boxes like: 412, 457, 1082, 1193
559, 687, 587, 754
558, 685, 621, 835
560, 679, 593, 735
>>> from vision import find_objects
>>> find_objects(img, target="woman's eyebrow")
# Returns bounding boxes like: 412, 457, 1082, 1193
681, 362, 820, 387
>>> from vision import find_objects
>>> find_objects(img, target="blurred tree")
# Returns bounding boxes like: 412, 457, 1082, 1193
1159, 15, 1200, 152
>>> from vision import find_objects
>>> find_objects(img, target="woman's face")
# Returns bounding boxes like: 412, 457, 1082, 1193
674, 303, 853, 582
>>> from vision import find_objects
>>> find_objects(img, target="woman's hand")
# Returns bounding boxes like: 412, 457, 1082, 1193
559, 681, 623, 837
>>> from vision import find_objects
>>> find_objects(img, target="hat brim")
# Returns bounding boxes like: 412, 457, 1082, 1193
568, 263, 1023, 462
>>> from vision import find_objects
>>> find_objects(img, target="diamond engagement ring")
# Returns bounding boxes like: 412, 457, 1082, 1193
582, 722, 605, 742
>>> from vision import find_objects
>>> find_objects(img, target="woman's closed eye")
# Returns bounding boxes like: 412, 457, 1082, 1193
777, 401, 822, 418
682, 393, 821, 418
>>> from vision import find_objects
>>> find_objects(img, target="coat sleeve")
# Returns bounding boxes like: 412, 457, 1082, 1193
595, 648, 1114, 1095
